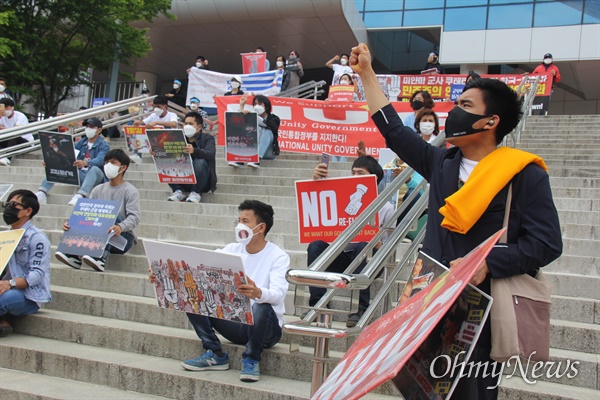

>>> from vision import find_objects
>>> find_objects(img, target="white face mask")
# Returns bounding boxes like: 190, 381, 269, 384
153, 107, 163, 116
276, 61, 284, 68
5, 109, 12, 118
253, 105, 265, 115
104, 163, 122, 180
231, 81, 240, 89
183, 124, 197, 138
173, 84, 180, 90
0, 84, 5, 92
52, 146, 59, 152
195, 62, 202, 68
340, 58, 348, 65
340, 80, 350, 85
419, 121, 435, 135
235, 223, 263, 245
85, 127, 97, 139
189, 103, 199, 110
544, 58, 552, 65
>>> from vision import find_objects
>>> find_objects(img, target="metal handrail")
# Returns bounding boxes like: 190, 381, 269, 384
505, 75, 539, 147
277, 80, 327, 100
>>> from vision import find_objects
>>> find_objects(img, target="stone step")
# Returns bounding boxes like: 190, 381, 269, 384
545, 272, 600, 300
499, 376, 600, 400
544, 255, 598, 276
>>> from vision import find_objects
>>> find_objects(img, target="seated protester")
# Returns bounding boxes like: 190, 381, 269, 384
149, 200, 289, 382
0, 189, 51, 337
188, 97, 218, 134
0, 98, 33, 166
229, 94, 280, 169
224, 76, 244, 96
415, 108, 439, 144
36, 117, 110, 206
134, 95, 178, 129
166, 79, 186, 108
167, 112, 217, 203
55, 149, 140, 272
308, 156, 396, 327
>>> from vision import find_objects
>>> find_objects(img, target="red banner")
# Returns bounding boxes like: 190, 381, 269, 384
215, 96, 454, 158
295, 176, 380, 244
328, 85, 355, 102
241, 52, 267, 74
311, 230, 504, 400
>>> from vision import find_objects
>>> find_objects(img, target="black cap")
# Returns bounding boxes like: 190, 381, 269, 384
83, 117, 103, 128
544, 53, 553, 59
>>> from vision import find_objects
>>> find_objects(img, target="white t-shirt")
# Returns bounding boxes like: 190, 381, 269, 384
459, 157, 479, 184
143, 110, 178, 126
0, 110, 33, 142
219, 241, 290, 327
331, 64, 354, 85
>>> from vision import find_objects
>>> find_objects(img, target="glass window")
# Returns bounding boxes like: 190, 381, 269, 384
490, 0, 532, 3
444, 7, 488, 31
354, 0, 365, 13
364, 0, 403, 12
403, 9, 444, 26
404, 0, 444, 9
363, 11, 404, 27
534, 1, 584, 27
446, 0, 487, 7
584, 0, 600, 24
488, 4, 534, 29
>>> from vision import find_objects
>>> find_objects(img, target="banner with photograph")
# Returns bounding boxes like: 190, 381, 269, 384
311, 230, 503, 400
225, 112, 259, 163
57, 198, 120, 258
123, 126, 150, 154
147, 129, 196, 184
144, 239, 254, 324
187, 67, 284, 108
394, 252, 493, 399
241, 52, 267, 74
215, 96, 454, 158
0, 229, 25, 277
295, 175, 380, 244
39, 131, 79, 186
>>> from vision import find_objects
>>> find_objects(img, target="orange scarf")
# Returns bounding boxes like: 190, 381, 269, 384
439, 147, 547, 234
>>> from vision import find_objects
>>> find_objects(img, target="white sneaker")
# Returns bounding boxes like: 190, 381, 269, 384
55, 251, 82, 270
82, 255, 106, 272
130, 155, 142, 164
68, 194, 84, 206
167, 190, 187, 202
247, 162, 260, 169
228, 162, 241, 167
36, 191, 48, 205
186, 191, 201, 203
0, 157, 11, 166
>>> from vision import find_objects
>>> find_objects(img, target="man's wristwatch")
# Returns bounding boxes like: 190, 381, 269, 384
9, 279, 17, 288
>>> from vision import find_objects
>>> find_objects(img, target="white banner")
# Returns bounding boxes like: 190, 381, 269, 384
187, 67, 284, 108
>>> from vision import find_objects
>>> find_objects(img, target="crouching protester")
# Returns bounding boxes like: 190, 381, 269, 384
55, 149, 141, 272
148, 200, 290, 382
0, 190, 51, 337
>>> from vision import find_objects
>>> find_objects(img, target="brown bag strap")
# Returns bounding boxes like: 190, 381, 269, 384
500, 183, 513, 243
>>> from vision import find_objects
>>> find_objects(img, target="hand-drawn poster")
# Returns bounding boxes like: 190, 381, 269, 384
57, 199, 120, 258
225, 112, 259, 163
124, 126, 150, 154
143, 239, 254, 325
39, 131, 79, 186
147, 129, 196, 184
0, 229, 25, 277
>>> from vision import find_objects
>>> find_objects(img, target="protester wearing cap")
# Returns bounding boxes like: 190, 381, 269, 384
188, 97, 218, 134
530, 53, 561, 87
224, 76, 244, 96
36, 117, 110, 206
135, 95, 178, 129
166, 79, 186, 108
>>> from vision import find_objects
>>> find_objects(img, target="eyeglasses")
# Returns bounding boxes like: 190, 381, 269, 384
1, 201, 25, 209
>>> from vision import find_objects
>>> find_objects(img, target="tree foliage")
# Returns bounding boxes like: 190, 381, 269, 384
0, 0, 173, 116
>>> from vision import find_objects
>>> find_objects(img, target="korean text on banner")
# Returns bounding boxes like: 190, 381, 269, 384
123, 126, 150, 154
328, 85, 355, 102
147, 129, 197, 185
295, 175, 380, 244
241, 52, 267, 74
311, 229, 504, 400
225, 112, 259, 163
144, 239, 254, 324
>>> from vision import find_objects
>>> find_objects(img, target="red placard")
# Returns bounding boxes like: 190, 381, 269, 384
311, 229, 504, 400
241, 52, 267, 74
295, 175, 380, 244
328, 85, 355, 102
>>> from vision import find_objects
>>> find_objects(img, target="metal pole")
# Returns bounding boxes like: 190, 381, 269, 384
311, 312, 331, 396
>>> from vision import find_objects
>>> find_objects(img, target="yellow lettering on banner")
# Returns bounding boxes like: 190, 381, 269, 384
467, 309, 484, 323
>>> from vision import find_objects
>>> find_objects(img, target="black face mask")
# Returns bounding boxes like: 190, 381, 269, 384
444, 106, 493, 139
411, 100, 424, 111
3, 206, 21, 225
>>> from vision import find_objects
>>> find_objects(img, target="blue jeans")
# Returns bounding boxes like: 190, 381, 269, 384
0, 289, 40, 318
307, 240, 370, 311
168, 158, 210, 194
258, 129, 275, 160
186, 302, 282, 362
39, 166, 106, 197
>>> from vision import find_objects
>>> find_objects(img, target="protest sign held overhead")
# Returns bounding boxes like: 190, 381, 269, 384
225, 112, 259, 163
0, 229, 25, 277
147, 129, 196, 185
328, 85, 355, 102
241, 52, 267, 74
39, 131, 79, 186
57, 198, 120, 258
295, 175, 379, 244
144, 240, 254, 324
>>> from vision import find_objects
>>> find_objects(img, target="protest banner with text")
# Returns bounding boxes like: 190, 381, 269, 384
241, 52, 267, 74
144, 239, 254, 324
225, 112, 259, 163
124, 126, 150, 154
147, 129, 196, 184
39, 131, 79, 186
0, 229, 25, 277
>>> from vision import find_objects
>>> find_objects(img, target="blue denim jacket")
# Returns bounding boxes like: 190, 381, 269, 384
8, 221, 52, 303
74, 136, 110, 169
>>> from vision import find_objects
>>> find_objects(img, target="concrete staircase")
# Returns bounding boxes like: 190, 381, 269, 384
0, 115, 598, 399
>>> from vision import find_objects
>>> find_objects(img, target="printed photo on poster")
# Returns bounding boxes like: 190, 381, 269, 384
0, 184, 13, 201
123, 126, 150, 154
57, 198, 120, 258
0, 229, 25, 277
144, 239, 254, 324
295, 175, 380, 244
225, 112, 259, 163
147, 129, 197, 184
39, 131, 79, 186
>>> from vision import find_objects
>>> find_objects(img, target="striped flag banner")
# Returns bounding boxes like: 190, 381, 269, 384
187, 67, 283, 108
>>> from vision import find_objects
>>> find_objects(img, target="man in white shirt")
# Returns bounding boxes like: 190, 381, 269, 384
0, 98, 32, 166
134, 95, 178, 128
